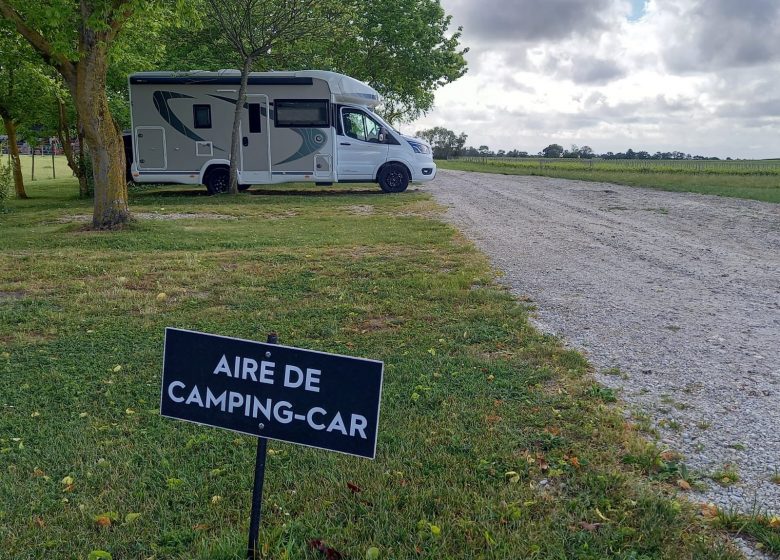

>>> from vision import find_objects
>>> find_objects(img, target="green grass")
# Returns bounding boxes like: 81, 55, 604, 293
714, 509, 780, 555
2, 154, 74, 183
0, 179, 749, 559
439, 159, 780, 203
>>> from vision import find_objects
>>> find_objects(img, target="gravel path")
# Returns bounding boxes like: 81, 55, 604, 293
428, 169, 780, 515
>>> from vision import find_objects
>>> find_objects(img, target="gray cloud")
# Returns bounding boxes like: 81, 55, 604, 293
662, 0, 780, 72
570, 58, 625, 84
717, 97, 780, 121
447, 0, 617, 44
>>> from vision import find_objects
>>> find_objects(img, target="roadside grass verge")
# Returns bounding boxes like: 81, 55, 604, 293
438, 159, 780, 203
0, 180, 747, 559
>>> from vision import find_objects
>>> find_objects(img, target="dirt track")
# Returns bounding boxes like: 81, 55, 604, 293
428, 169, 780, 514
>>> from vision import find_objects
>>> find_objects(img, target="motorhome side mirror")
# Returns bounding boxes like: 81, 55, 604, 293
379, 129, 386, 143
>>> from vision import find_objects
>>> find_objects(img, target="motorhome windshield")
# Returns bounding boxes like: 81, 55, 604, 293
367, 110, 400, 135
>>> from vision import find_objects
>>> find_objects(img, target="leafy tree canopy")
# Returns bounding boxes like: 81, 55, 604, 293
157, 0, 468, 123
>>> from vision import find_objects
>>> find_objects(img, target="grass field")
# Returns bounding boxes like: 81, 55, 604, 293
0, 178, 770, 559
440, 158, 780, 203
2, 154, 74, 183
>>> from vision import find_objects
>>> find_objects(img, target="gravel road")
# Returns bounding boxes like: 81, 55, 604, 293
428, 169, 780, 515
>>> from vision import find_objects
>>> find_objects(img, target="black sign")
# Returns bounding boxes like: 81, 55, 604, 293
161, 328, 383, 459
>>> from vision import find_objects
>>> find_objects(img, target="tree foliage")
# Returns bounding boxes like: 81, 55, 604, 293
314, 0, 468, 122
0, 22, 57, 198
541, 143, 564, 158
0, 0, 190, 227
415, 126, 467, 159
159, 0, 468, 123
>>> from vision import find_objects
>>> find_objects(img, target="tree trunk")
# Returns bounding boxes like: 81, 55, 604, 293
228, 56, 253, 195
1, 116, 27, 199
68, 43, 128, 227
56, 97, 89, 196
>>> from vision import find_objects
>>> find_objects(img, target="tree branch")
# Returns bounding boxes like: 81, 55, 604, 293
0, 1, 77, 82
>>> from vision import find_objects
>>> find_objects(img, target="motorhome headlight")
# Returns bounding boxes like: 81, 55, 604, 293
408, 140, 431, 155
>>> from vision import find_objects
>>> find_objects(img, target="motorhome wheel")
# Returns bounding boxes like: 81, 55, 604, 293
379, 163, 409, 193
205, 168, 230, 195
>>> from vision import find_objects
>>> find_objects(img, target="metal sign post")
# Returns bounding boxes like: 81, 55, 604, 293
247, 332, 276, 559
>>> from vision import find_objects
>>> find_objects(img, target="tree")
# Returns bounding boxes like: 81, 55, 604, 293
578, 145, 594, 159
541, 144, 564, 158
322, 0, 468, 123
415, 126, 467, 159
0, 0, 186, 228
563, 144, 579, 158
0, 24, 32, 198
204, 0, 325, 194
162, 0, 468, 125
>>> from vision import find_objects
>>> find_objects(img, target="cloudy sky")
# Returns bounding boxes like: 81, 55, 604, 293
408, 0, 780, 159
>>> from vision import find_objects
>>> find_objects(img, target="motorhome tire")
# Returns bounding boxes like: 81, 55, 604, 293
379, 163, 409, 193
205, 168, 229, 195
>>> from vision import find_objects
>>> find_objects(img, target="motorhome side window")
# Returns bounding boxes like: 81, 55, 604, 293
342, 109, 383, 143
275, 100, 329, 127
193, 105, 212, 129
248, 104, 262, 133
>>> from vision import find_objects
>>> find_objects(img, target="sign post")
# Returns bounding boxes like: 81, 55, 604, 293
246, 332, 276, 559
160, 328, 383, 558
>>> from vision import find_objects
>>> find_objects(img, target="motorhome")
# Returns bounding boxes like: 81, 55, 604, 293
128, 70, 436, 194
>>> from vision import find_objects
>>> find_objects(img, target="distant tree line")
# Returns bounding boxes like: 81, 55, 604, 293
416, 127, 729, 161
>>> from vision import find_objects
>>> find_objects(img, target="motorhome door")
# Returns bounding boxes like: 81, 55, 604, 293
135, 127, 166, 170
240, 94, 271, 182
337, 108, 389, 180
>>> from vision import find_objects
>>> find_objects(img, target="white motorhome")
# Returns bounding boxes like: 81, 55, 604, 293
128, 70, 436, 194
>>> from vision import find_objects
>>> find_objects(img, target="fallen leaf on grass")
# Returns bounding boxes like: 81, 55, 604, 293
33, 516, 45, 528
577, 521, 602, 532
347, 482, 362, 494
112, 365, 122, 373
660, 450, 680, 462
124, 513, 141, 524
677, 479, 691, 491
87, 551, 112, 560
61, 476, 75, 493
308, 539, 343, 560
768, 515, 780, 529
192, 523, 209, 531
94, 512, 118, 528
595, 508, 611, 522
700, 502, 719, 518
505, 471, 520, 484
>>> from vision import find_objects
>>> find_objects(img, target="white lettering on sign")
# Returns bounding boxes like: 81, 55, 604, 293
212, 354, 275, 384
164, 381, 369, 439
168, 381, 186, 402
283, 365, 321, 392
